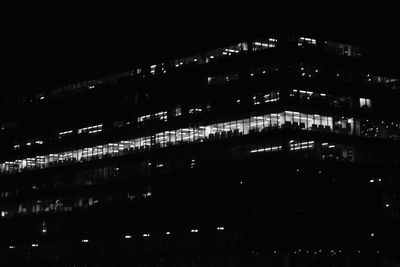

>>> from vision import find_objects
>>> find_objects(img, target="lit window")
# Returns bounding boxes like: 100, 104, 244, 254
298, 37, 316, 47
360, 98, 372, 108
252, 38, 277, 51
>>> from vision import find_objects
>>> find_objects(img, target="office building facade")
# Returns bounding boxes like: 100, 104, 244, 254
0, 33, 399, 266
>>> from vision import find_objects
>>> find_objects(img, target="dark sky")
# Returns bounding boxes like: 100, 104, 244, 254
1, 1, 398, 96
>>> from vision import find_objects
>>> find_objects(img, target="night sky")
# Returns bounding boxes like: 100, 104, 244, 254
2, 0, 398, 96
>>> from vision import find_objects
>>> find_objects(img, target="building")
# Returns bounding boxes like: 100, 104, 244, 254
0, 33, 399, 266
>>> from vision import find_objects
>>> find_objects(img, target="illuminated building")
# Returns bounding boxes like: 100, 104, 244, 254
0, 34, 399, 266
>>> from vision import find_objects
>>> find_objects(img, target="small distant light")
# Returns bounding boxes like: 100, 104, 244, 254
250, 73, 254, 76
9, 245, 15, 249
31, 243, 39, 247
191, 229, 199, 233
124, 235, 132, 239
378, 178, 382, 182
369, 179, 375, 183
385, 203, 390, 208
236, 99, 241, 103
262, 70, 266, 74
217, 226, 224, 231
296, 169, 300, 172
377, 250, 380, 254
165, 231, 171, 235
142, 233, 150, 237
40, 96, 45, 100
239, 181, 243, 185
370, 233, 375, 237
82, 239, 89, 243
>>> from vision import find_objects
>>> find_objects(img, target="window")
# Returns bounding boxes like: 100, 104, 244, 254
298, 37, 316, 47
252, 38, 277, 51
325, 41, 362, 57
359, 98, 372, 108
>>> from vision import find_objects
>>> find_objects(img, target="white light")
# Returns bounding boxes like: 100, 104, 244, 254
40, 96, 45, 100
217, 226, 224, 231
385, 203, 390, 208
82, 239, 89, 243
369, 179, 374, 183
124, 235, 132, 239
166, 231, 171, 235
31, 243, 39, 247
370, 233, 375, 237
9, 245, 15, 249
143, 233, 150, 237
191, 229, 199, 233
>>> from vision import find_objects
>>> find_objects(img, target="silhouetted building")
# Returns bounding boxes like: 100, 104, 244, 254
0, 33, 399, 266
